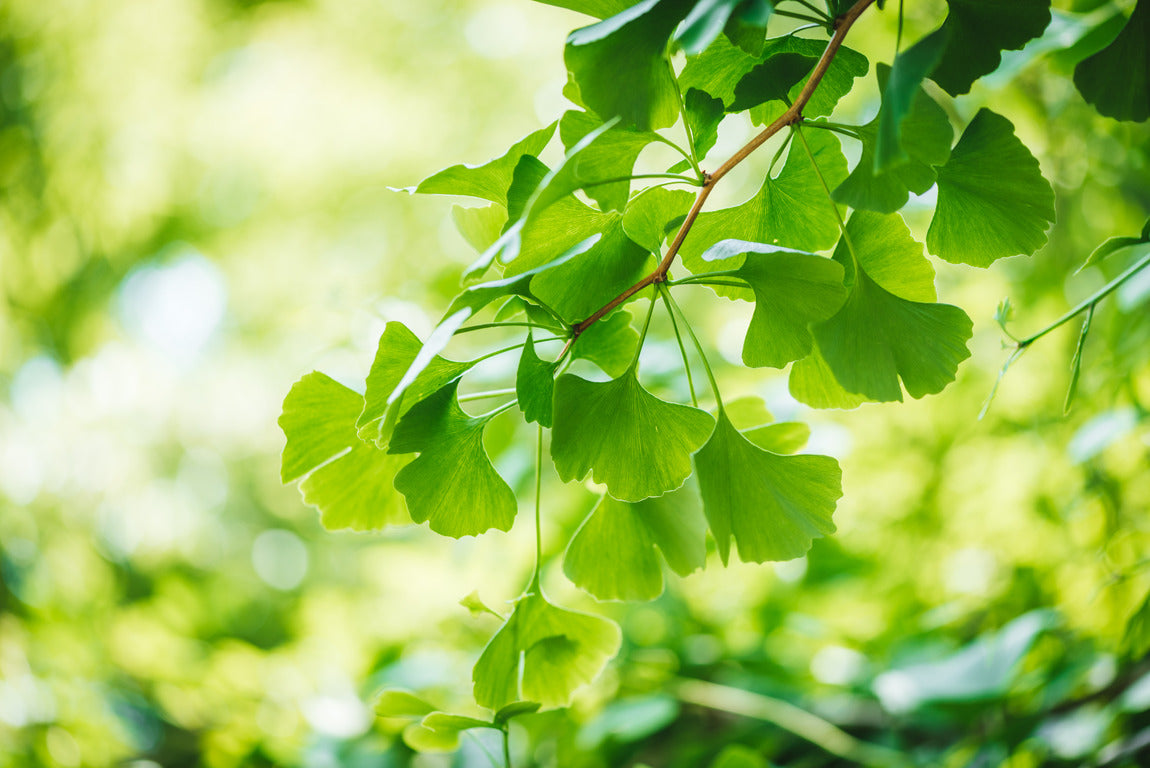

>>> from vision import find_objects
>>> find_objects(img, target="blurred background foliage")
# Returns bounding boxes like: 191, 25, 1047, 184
0, 0, 1147, 766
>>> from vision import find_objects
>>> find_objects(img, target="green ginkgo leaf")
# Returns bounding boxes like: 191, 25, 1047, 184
559, 110, 661, 211
389, 381, 517, 537
413, 123, 555, 206
280, 372, 411, 531
930, 0, 1052, 97
700, 241, 846, 368
570, 310, 640, 377
874, 30, 949, 172
473, 592, 621, 711
516, 335, 558, 428
551, 369, 715, 501
695, 410, 841, 564
675, 0, 772, 55
565, 0, 695, 131
374, 690, 436, 719
622, 187, 694, 253
680, 129, 848, 275
1078, 217, 1150, 273
788, 341, 867, 410
532, 0, 633, 19
683, 88, 724, 161
1074, 0, 1150, 122
729, 53, 816, 112
564, 483, 708, 601
452, 204, 508, 254
927, 109, 1056, 267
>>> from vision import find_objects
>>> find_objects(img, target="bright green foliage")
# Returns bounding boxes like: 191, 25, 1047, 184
622, 187, 694, 252
1079, 217, 1150, 272
374, 690, 436, 718
452, 204, 507, 252
680, 129, 848, 274
403, 712, 496, 753
1122, 590, 1150, 657
532, 0, 633, 18
930, 0, 1053, 97
788, 341, 867, 410
928, 109, 1056, 267
389, 382, 517, 537
874, 30, 949, 172
1074, 0, 1150, 122
516, 335, 558, 428
551, 368, 715, 501
280, 373, 410, 531
564, 0, 694, 131
414, 124, 555, 206
559, 110, 659, 211
700, 241, 847, 368
675, 0, 772, 55
682, 88, 724, 159
695, 410, 841, 565
564, 485, 708, 601
709, 745, 771, 768
473, 592, 621, 710
834, 63, 952, 214
570, 310, 640, 376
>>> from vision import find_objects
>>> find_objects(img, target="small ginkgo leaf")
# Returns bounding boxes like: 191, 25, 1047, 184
413, 123, 555, 206
280, 372, 411, 531
788, 341, 867, 410
1074, 0, 1150, 123
571, 310, 640, 377
564, 483, 707, 601
551, 369, 715, 501
1078, 217, 1150, 273
875, 29, 949, 172
516, 335, 558, 428
622, 187, 694, 253
375, 689, 436, 719
930, 0, 1052, 97
559, 110, 661, 211
389, 381, 517, 537
460, 590, 504, 620
473, 592, 621, 711
695, 410, 841, 565
729, 53, 816, 112
564, 0, 694, 131
452, 204, 508, 253
927, 109, 1055, 267
683, 88, 724, 160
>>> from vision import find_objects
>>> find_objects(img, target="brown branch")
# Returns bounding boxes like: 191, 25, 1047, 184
566, 0, 878, 346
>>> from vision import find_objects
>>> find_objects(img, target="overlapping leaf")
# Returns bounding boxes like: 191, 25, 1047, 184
570, 310, 640, 377
412, 124, 555, 206
695, 410, 841, 564
280, 373, 410, 531
532, 0, 632, 17
564, 484, 707, 601
675, 0, 772, 55
682, 88, 725, 161
930, 0, 1052, 97
388, 381, 517, 537
516, 335, 558, 428
1074, 0, 1150, 122
473, 592, 621, 710
621, 187, 694, 253
559, 110, 661, 212
788, 340, 867, 410
927, 109, 1055, 267
551, 368, 715, 501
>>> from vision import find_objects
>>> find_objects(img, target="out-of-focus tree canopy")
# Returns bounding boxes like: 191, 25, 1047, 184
0, 0, 1147, 766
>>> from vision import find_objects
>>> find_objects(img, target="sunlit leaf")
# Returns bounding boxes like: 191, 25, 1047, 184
874, 32, 950, 172
1078, 217, 1150, 273
494, 701, 542, 725
551, 368, 715, 501
564, 483, 707, 601
695, 410, 840, 564
729, 53, 816, 112
413, 123, 555, 205
1074, 0, 1149, 122
389, 381, 517, 537
622, 186, 694, 253
683, 88, 725, 160
930, 0, 1052, 97
571, 310, 640, 377
676, 0, 772, 55
374, 689, 436, 718
927, 109, 1056, 267
280, 373, 410, 530
473, 592, 621, 710
531, 0, 632, 18
517, 334, 558, 428
788, 341, 867, 410
559, 110, 661, 211
452, 204, 508, 253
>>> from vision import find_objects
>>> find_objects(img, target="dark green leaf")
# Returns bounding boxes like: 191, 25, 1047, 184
516, 335, 558, 427
280, 373, 411, 531
559, 110, 661, 211
413, 124, 555, 206
571, 310, 640, 377
729, 53, 816, 112
551, 369, 715, 501
676, 0, 772, 55
930, 0, 1052, 97
927, 109, 1056, 266
389, 382, 517, 537
564, 484, 708, 601
695, 410, 840, 564
1122, 589, 1150, 658
622, 186, 694, 253
564, 0, 694, 130
875, 29, 949, 171
683, 88, 725, 160
473, 592, 621, 711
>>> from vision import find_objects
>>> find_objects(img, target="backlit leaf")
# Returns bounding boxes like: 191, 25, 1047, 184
374, 690, 436, 719
788, 341, 866, 410
1074, 0, 1149, 122
729, 53, 816, 112
930, 0, 1052, 97
675, 0, 772, 55
622, 186, 694, 253
683, 88, 725, 160
414, 124, 555, 206
874, 31, 950, 172
531, 0, 632, 18
571, 310, 640, 377
516, 334, 558, 428
559, 110, 661, 211
1078, 217, 1150, 272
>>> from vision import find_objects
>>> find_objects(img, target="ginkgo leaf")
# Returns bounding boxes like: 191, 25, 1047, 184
1074, 0, 1150, 122
452, 204, 508, 253
729, 53, 816, 112
413, 123, 555, 206
532, 0, 632, 19
280, 372, 410, 531
675, 0, 772, 56
930, 0, 1052, 97
403, 712, 496, 753
744, 421, 810, 454
357, 321, 474, 447
516, 335, 558, 428
564, 0, 694, 131
375, 690, 436, 718
551, 369, 715, 501
389, 381, 517, 537
1078, 218, 1150, 273
622, 187, 694, 253
842, 210, 937, 303
559, 110, 660, 211
473, 592, 621, 711
680, 129, 848, 274
683, 88, 724, 160
927, 109, 1055, 267
695, 410, 841, 564
702, 241, 846, 368
788, 341, 867, 410
874, 30, 949, 172
564, 484, 707, 601
570, 310, 640, 377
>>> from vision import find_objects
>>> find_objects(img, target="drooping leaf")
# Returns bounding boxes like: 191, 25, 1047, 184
874, 29, 950, 172
389, 381, 517, 537
1074, 0, 1149, 122
494, 701, 542, 725
280, 373, 410, 531
413, 124, 556, 206
571, 310, 640, 377
559, 110, 661, 211
622, 186, 694, 253
701, 241, 846, 368
551, 368, 715, 501
695, 410, 841, 564
675, 0, 772, 55
1063, 305, 1093, 415
927, 109, 1056, 267
729, 53, 816, 112
788, 341, 867, 410
680, 129, 848, 275
683, 88, 725, 160
473, 592, 621, 711
564, 484, 708, 601
375, 690, 436, 718
517, 335, 558, 428
1078, 217, 1150, 273
930, 0, 1052, 97
564, 0, 694, 131
833, 63, 953, 214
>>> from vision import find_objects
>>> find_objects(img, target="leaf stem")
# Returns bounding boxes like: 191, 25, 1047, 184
531, 424, 544, 591
502, 726, 513, 768
659, 284, 699, 407
580, 172, 703, 190
662, 288, 722, 408
457, 321, 566, 335
774, 8, 833, 25
674, 278, 751, 290
670, 67, 704, 178
791, 0, 831, 18
628, 292, 659, 372
459, 388, 518, 403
